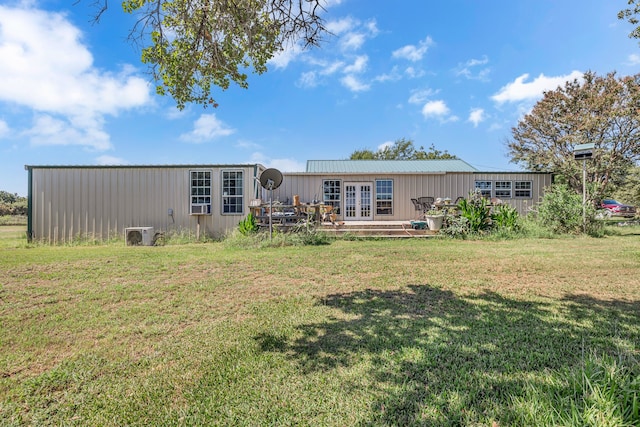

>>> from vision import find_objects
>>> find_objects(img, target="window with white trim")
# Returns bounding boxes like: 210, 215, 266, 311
495, 181, 512, 198
474, 181, 492, 198
515, 181, 532, 198
323, 179, 341, 214
222, 170, 243, 214
190, 170, 212, 215
376, 179, 393, 215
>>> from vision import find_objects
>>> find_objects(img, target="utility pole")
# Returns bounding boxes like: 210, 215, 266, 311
573, 143, 595, 233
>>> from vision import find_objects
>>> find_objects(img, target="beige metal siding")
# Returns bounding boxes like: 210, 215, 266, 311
30, 166, 260, 243
279, 172, 552, 220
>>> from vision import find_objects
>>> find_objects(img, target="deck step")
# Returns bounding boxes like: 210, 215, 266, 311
318, 221, 438, 238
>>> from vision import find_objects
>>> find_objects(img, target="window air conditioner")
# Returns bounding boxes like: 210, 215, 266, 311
190, 204, 211, 215
125, 227, 155, 246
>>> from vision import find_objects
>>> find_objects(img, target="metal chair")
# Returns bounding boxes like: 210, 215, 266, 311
411, 198, 424, 219
417, 197, 435, 211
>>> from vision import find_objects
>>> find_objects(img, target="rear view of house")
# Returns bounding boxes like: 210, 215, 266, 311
25, 160, 552, 243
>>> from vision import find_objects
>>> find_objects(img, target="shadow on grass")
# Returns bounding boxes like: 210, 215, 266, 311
255, 285, 640, 425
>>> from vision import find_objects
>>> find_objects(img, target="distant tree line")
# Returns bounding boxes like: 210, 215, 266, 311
349, 138, 458, 160
0, 191, 27, 216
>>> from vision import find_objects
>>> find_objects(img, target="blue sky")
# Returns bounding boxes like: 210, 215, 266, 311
1, 0, 639, 195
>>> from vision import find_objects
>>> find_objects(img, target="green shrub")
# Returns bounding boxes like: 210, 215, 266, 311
535, 184, 602, 235
491, 204, 520, 231
237, 212, 259, 235
440, 215, 470, 238
457, 190, 492, 233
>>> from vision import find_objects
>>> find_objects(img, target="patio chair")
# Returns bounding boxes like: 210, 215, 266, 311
417, 197, 435, 211
411, 198, 424, 219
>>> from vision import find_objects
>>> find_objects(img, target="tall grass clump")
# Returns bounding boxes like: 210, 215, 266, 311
514, 352, 640, 426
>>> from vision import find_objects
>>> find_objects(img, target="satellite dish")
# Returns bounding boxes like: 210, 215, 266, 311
259, 168, 283, 190
258, 168, 283, 241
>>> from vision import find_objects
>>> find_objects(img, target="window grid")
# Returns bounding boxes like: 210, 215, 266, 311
495, 181, 512, 198
375, 179, 393, 215
474, 181, 492, 198
222, 171, 243, 214
190, 170, 212, 206
515, 181, 533, 198
323, 179, 341, 214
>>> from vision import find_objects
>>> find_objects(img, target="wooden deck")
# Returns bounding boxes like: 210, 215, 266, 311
318, 220, 439, 238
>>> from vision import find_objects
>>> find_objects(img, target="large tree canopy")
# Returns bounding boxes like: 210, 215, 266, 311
507, 71, 640, 201
349, 139, 458, 160
94, 0, 326, 109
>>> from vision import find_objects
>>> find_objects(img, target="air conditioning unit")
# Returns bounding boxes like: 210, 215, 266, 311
190, 204, 211, 215
125, 227, 154, 246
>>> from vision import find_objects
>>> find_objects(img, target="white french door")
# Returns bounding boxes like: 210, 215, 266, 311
344, 182, 373, 220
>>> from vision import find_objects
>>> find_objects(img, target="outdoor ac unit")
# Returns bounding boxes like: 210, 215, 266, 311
190, 204, 211, 215
125, 227, 154, 246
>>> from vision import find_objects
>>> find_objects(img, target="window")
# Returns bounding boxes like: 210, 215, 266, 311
515, 181, 532, 198
474, 181, 492, 198
495, 181, 512, 198
376, 179, 393, 215
222, 170, 243, 214
323, 179, 341, 214
190, 170, 212, 215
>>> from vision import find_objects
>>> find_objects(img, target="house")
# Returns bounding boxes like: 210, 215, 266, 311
25, 160, 552, 243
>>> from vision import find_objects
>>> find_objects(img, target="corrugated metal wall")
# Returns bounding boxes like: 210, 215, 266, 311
275, 172, 552, 221
29, 166, 261, 243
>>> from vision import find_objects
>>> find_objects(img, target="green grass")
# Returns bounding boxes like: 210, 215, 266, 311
1, 226, 639, 425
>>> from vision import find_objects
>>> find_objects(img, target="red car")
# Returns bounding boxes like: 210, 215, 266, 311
600, 199, 637, 218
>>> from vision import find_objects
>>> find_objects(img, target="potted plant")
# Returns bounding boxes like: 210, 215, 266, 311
424, 208, 444, 231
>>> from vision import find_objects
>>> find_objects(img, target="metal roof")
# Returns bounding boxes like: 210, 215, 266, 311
305, 159, 478, 173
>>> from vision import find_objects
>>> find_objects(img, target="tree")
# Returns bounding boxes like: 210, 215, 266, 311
614, 165, 640, 206
507, 71, 640, 202
93, 0, 326, 109
619, 1, 640, 40
349, 138, 458, 160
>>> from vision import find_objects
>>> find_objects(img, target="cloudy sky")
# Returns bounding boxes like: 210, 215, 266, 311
1, 0, 639, 195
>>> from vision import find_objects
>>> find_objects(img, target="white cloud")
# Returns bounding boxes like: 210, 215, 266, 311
340, 32, 366, 51
95, 155, 129, 165
297, 71, 319, 88
0, 5, 151, 150
492, 70, 583, 103
404, 67, 426, 79
268, 43, 304, 69
421, 100, 458, 122
250, 152, 305, 172
468, 108, 486, 127
374, 66, 401, 83
340, 75, 370, 92
392, 36, 434, 62
25, 114, 111, 150
455, 56, 490, 81
325, 17, 357, 35
343, 55, 368, 74
408, 88, 437, 105
0, 119, 9, 138
179, 114, 235, 143
377, 141, 394, 151
627, 54, 640, 65
320, 60, 345, 75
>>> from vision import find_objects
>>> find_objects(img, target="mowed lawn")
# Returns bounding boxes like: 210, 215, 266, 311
1, 226, 639, 426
